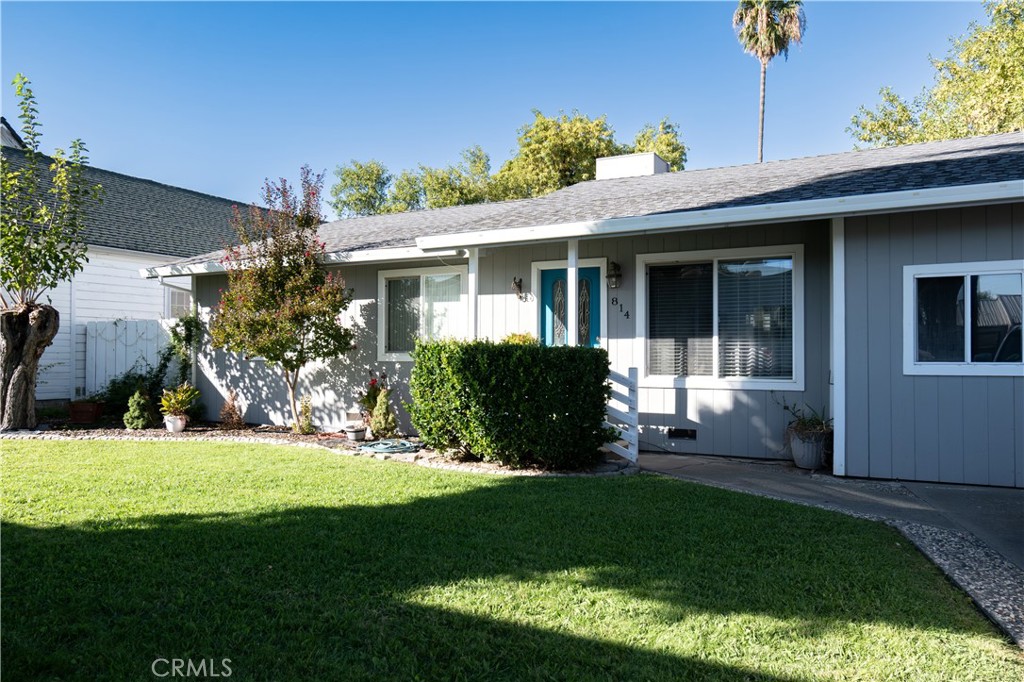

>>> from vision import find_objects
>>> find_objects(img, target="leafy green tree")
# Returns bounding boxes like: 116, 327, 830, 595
329, 159, 391, 218
210, 166, 355, 432
328, 111, 688, 216
849, 1, 1024, 147
491, 110, 625, 199
389, 170, 424, 213
733, 0, 806, 163
421, 145, 492, 208
631, 118, 688, 171
1, 74, 102, 430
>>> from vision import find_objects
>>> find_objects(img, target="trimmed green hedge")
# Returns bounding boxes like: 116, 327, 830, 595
408, 339, 614, 469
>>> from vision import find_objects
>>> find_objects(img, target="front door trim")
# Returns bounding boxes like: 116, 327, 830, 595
531, 258, 608, 348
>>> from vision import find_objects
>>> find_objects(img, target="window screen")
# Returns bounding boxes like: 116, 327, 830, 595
718, 258, 793, 378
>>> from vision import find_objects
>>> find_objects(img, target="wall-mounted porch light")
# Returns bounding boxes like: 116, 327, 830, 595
606, 261, 623, 289
511, 276, 528, 301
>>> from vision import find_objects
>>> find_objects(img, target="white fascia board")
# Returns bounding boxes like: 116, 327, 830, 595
322, 247, 463, 265
142, 246, 464, 279
142, 261, 226, 279
415, 180, 1024, 251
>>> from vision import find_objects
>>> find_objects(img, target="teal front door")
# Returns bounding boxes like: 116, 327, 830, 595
540, 267, 601, 347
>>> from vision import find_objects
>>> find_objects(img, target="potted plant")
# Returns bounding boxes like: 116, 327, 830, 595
344, 420, 367, 441
160, 383, 200, 433
355, 369, 388, 441
782, 401, 833, 470
69, 394, 105, 424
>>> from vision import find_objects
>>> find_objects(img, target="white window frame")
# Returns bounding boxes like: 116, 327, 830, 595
529, 258, 608, 349
635, 244, 805, 391
377, 264, 468, 362
165, 287, 193, 319
902, 259, 1024, 377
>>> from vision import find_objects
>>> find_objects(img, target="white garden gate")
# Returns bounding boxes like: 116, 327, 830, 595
84, 319, 170, 396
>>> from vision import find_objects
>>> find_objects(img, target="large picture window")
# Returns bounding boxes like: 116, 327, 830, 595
639, 246, 804, 390
904, 260, 1023, 376
378, 266, 467, 361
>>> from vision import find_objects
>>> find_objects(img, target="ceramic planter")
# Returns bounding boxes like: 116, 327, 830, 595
164, 415, 187, 433
345, 426, 366, 441
789, 430, 828, 470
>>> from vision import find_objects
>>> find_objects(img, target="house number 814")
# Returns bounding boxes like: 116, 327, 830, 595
610, 297, 630, 319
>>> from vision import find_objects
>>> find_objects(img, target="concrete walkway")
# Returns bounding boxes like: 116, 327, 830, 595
640, 452, 1024, 647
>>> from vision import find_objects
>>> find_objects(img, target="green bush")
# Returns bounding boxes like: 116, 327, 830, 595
295, 395, 315, 435
97, 347, 174, 417
123, 389, 157, 430
370, 388, 398, 439
408, 339, 614, 469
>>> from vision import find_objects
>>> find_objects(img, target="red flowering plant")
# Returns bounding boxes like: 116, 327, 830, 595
357, 369, 388, 421
209, 166, 355, 432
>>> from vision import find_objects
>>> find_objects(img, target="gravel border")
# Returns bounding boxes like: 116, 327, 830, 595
891, 520, 1024, 648
643, 469, 1024, 648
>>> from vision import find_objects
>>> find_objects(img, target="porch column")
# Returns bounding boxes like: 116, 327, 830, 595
467, 247, 479, 340
567, 239, 579, 346
830, 217, 846, 476
190, 275, 199, 386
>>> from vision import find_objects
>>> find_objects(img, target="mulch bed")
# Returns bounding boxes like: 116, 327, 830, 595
8, 417, 637, 478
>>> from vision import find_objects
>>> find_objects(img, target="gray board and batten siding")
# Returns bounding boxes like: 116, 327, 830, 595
194, 263, 424, 432
193, 220, 830, 462
449, 222, 827, 460
581, 221, 830, 460
844, 203, 1024, 489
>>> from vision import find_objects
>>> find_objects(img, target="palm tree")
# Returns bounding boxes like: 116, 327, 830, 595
733, 1, 806, 162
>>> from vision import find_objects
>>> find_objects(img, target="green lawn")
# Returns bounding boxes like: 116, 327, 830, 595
2, 440, 1020, 681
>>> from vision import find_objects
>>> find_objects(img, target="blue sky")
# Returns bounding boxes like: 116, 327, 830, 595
1, 2, 987, 210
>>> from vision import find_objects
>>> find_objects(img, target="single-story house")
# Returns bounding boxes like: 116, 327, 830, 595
147, 132, 1024, 488
2, 118, 242, 401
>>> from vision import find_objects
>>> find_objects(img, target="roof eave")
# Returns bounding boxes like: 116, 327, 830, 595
415, 181, 1024, 251
142, 246, 464, 279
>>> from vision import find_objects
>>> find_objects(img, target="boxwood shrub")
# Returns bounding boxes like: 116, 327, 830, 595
408, 339, 614, 469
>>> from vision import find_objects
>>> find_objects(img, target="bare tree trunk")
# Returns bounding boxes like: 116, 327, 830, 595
758, 60, 767, 163
283, 368, 300, 432
1, 304, 60, 431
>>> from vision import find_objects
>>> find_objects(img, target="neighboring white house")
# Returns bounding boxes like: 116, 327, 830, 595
1, 117, 240, 401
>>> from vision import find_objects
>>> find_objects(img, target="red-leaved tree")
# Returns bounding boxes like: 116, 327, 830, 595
210, 167, 354, 431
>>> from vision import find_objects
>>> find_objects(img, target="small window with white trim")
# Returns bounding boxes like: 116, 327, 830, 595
168, 289, 192, 318
378, 265, 467, 361
638, 245, 804, 391
904, 260, 1023, 376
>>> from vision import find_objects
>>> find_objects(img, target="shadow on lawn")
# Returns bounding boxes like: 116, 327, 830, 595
1, 474, 994, 680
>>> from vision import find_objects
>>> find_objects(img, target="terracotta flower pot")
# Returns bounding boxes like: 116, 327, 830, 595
69, 401, 104, 424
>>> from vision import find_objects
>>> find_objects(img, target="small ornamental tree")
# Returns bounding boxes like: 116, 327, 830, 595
1, 74, 102, 430
209, 166, 355, 431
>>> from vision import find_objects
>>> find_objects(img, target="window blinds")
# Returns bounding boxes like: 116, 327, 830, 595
717, 258, 793, 378
648, 263, 714, 376
386, 277, 420, 353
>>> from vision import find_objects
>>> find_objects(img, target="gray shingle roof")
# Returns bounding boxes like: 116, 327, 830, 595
168, 131, 1024, 268
3, 147, 241, 257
